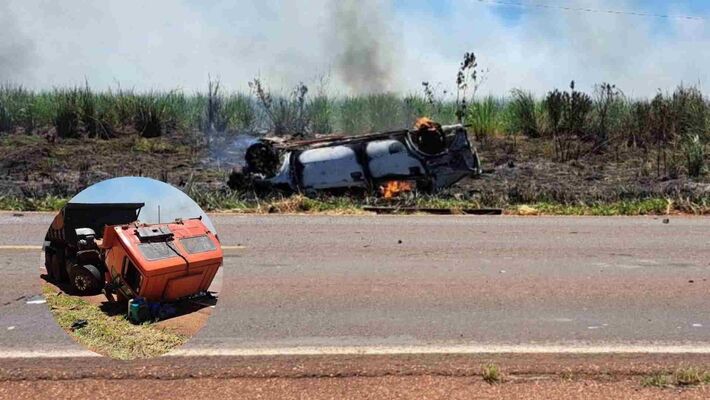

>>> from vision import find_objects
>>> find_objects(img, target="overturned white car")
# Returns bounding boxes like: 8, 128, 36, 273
241, 119, 482, 194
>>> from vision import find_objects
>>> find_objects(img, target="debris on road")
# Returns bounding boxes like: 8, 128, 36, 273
70, 319, 88, 331
363, 206, 502, 215
25, 295, 46, 305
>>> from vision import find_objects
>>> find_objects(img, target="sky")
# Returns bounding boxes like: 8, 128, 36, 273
1, 0, 709, 97
69, 177, 216, 234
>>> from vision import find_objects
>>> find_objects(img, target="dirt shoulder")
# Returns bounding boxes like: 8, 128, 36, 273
2, 353, 710, 380
2, 354, 710, 399
3, 376, 708, 400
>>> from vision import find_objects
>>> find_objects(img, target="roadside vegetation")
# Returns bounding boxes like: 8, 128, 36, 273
1, 53, 708, 214
42, 284, 187, 360
3, 192, 698, 216
482, 364, 503, 384
642, 367, 710, 388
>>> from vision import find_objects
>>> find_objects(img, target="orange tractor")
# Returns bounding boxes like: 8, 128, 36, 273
44, 203, 222, 304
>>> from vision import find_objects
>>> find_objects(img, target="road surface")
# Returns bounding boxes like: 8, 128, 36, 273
1, 213, 709, 398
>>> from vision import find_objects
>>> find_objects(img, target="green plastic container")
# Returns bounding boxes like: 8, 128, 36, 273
128, 300, 140, 323
127, 299, 150, 324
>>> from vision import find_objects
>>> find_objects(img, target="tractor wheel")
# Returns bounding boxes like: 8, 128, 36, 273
69, 264, 102, 295
44, 250, 59, 281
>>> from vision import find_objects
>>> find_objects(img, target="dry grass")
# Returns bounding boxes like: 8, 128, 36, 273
642, 367, 710, 388
42, 284, 187, 360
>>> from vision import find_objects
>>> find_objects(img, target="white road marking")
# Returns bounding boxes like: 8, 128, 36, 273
0, 245, 42, 250
3, 344, 710, 359
0, 245, 245, 250
167, 345, 710, 357
0, 350, 101, 358
221, 245, 246, 250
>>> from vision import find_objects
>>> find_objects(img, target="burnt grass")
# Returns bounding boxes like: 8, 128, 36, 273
462, 137, 709, 209
1, 131, 708, 213
0, 131, 225, 199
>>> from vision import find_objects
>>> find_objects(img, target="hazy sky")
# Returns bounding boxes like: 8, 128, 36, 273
69, 177, 216, 234
1, 0, 708, 97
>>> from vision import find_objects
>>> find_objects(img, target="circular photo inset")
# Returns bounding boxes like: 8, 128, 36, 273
41, 177, 222, 359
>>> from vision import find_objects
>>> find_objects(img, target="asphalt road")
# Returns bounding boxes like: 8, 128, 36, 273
1, 212, 709, 355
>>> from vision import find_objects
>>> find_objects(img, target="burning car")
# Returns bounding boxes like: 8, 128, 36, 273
240, 118, 481, 195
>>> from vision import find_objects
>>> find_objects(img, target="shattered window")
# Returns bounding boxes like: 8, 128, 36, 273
137, 242, 178, 261
180, 235, 217, 254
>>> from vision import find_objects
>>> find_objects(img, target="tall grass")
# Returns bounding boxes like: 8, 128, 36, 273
0, 81, 707, 177
507, 89, 541, 138
467, 96, 503, 140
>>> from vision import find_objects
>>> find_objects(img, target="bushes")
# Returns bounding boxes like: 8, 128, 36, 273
542, 82, 593, 161
684, 135, 706, 177
592, 83, 625, 151
249, 78, 311, 136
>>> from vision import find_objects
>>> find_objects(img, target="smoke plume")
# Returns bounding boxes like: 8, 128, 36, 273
328, 0, 399, 94
0, 3, 35, 82
0, 0, 708, 97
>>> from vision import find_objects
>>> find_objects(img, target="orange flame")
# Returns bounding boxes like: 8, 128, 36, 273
414, 117, 436, 131
380, 180, 413, 199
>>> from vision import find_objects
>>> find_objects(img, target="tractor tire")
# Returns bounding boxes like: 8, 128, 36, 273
44, 250, 59, 281
69, 264, 102, 295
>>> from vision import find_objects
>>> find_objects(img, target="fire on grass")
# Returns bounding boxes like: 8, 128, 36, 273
380, 180, 414, 199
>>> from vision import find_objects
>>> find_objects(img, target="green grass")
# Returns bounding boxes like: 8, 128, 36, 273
0, 192, 705, 216
642, 373, 674, 388
642, 368, 710, 388
201, 195, 705, 216
467, 96, 504, 140
482, 364, 502, 384
43, 284, 187, 360
0, 195, 69, 212
132, 136, 174, 153
518, 199, 674, 216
